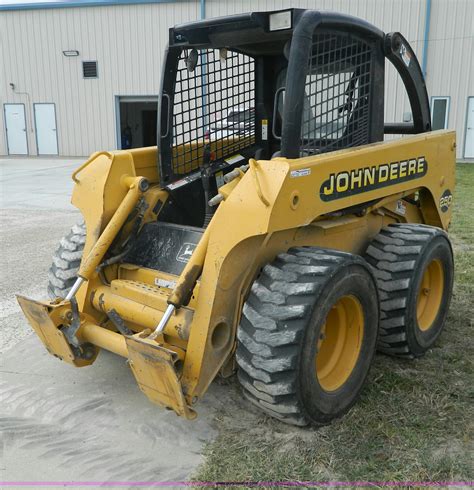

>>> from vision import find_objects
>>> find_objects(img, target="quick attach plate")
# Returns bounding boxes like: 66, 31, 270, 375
16, 295, 97, 367
126, 333, 196, 420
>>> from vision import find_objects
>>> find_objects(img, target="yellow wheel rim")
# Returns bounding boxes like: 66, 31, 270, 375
316, 295, 364, 392
417, 259, 444, 331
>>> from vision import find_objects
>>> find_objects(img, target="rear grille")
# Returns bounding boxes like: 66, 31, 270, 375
301, 33, 372, 155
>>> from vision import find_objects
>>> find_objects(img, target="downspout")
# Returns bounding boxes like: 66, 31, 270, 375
10, 84, 33, 133
421, 0, 432, 79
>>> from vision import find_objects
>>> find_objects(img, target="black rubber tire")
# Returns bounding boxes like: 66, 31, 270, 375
47, 222, 86, 299
236, 247, 379, 426
365, 223, 454, 358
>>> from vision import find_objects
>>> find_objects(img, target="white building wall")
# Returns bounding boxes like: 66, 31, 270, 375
0, 2, 199, 156
1, 0, 472, 157
207, 0, 473, 158
427, 0, 473, 159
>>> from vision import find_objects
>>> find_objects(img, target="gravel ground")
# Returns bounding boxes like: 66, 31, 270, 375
0, 209, 79, 353
0, 157, 222, 484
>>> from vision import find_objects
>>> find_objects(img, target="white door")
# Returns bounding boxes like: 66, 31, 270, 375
34, 103, 58, 155
4, 104, 28, 155
465, 97, 474, 159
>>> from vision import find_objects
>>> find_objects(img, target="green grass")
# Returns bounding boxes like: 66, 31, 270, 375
194, 163, 474, 485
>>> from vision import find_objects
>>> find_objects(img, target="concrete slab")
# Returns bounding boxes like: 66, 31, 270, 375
0, 157, 224, 484
1, 335, 223, 483
0, 157, 83, 210
0, 209, 80, 353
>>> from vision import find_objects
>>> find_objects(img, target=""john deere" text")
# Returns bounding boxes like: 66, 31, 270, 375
319, 156, 427, 201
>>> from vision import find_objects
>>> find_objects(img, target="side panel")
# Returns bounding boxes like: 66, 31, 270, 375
272, 130, 455, 231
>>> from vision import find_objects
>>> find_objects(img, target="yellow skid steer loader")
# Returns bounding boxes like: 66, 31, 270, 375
18, 9, 455, 426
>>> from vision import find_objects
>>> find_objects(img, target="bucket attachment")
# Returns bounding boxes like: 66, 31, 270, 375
16, 295, 97, 367
126, 334, 196, 420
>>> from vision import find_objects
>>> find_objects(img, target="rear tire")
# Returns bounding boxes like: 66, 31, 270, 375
47, 222, 86, 299
236, 247, 379, 426
365, 223, 454, 358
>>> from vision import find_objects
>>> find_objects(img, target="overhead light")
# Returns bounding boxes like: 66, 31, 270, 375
269, 10, 292, 31
63, 50, 80, 57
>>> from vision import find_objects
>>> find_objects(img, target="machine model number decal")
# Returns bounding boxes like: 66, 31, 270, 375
291, 168, 311, 178
319, 156, 427, 202
439, 189, 453, 213
176, 243, 197, 263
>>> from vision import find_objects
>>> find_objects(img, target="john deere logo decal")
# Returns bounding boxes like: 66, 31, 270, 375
320, 156, 427, 202
176, 243, 196, 263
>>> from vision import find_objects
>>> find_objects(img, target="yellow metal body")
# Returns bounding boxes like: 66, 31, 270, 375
17, 130, 456, 419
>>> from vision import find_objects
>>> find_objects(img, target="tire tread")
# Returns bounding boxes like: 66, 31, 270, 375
47, 222, 85, 299
364, 223, 449, 357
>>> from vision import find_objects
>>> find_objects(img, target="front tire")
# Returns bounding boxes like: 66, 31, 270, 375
236, 247, 379, 426
47, 222, 85, 299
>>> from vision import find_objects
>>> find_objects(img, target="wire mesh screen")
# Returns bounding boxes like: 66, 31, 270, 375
172, 49, 256, 175
301, 33, 372, 155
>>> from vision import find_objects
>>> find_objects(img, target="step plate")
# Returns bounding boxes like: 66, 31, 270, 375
125, 222, 204, 275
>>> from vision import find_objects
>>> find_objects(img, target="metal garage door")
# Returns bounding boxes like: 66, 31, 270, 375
465, 97, 474, 159
34, 103, 58, 155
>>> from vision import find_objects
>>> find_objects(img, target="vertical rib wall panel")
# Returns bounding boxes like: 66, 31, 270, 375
0, 15, 9, 156
1, 2, 199, 156
427, 0, 473, 158
207, 0, 472, 157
